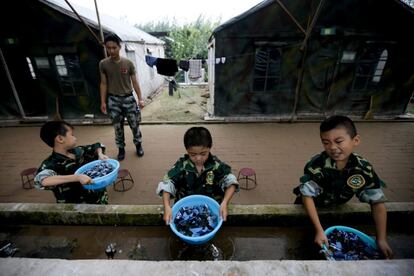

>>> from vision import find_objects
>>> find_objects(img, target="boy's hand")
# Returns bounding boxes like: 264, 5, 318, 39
163, 205, 172, 225
220, 202, 228, 221
98, 153, 109, 160
377, 239, 394, 259
78, 174, 93, 185
315, 229, 329, 248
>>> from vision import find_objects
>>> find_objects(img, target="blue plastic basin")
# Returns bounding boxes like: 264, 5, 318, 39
74, 159, 120, 190
170, 194, 223, 245
325, 225, 378, 249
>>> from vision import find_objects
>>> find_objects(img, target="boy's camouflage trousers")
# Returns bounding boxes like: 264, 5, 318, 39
108, 95, 142, 148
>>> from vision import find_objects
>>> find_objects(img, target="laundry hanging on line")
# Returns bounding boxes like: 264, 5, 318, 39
156, 58, 178, 76
189, 59, 202, 79
145, 55, 178, 76
145, 55, 158, 67
145, 55, 213, 77
178, 60, 189, 71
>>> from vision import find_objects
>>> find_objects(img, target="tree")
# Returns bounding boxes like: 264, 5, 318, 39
136, 16, 220, 61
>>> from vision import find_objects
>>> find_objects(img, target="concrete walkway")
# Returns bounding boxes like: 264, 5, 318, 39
1, 258, 413, 276
0, 122, 413, 205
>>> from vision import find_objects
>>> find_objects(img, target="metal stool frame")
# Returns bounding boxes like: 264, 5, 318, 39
237, 167, 257, 190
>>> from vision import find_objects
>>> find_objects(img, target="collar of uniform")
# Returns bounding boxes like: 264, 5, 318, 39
51, 147, 83, 163
182, 153, 216, 173
321, 151, 358, 170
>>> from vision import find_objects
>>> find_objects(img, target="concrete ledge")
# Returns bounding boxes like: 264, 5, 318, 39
0, 202, 413, 226
0, 258, 413, 276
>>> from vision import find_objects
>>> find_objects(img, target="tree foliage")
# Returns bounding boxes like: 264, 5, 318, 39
136, 16, 221, 61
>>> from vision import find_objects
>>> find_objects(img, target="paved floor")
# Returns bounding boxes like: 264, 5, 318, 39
0, 122, 413, 205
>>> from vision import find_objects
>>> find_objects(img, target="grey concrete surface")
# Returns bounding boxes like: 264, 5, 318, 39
1, 258, 413, 276
0, 202, 413, 226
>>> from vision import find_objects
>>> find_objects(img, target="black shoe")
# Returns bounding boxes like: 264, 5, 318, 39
136, 144, 144, 157
117, 148, 125, 161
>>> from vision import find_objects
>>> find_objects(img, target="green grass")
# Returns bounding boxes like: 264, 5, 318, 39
142, 86, 206, 122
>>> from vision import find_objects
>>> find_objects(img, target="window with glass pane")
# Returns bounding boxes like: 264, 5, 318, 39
55, 55, 68, 76
253, 47, 281, 92
352, 49, 388, 91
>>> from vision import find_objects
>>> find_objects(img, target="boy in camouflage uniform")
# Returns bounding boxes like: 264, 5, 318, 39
34, 121, 108, 204
99, 33, 144, 161
156, 127, 239, 225
293, 115, 393, 258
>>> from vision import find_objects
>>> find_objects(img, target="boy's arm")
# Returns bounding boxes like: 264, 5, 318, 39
162, 191, 172, 225
220, 184, 236, 221
371, 202, 394, 259
302, 196, 328, 248
41, 174, 92, 187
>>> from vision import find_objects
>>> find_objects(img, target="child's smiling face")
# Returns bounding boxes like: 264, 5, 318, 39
320, 127, 360, 168
187, 146, 210, 168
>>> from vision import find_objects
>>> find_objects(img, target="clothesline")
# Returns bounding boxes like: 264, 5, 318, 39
139, 41, 303, 77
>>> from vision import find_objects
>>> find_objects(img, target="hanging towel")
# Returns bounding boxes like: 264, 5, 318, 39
156, 58, 178, 76
145, 55, 158, 67
178, 60, 190, 71
189, 59, 202, 79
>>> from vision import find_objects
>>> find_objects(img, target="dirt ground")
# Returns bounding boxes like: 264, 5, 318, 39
0, 122, 413, 205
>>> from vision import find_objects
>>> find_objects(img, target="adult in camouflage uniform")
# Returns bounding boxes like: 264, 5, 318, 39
99, 33, 144, 160
34, 121, 108, 204
157, 127, 239, 224
293, 115, 393, 259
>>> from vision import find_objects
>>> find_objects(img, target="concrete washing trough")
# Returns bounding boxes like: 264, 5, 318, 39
0, 202, 413, 275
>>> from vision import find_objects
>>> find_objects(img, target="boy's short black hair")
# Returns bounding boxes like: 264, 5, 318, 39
40, 121, 73, 148
184, 127, 212, 149
320, 115, 357, 138
104, 33, 121, 46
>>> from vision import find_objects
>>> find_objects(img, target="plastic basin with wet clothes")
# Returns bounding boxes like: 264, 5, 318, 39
170, 194, 223, 245
74, 159, 120, 190
324, 225, 382, 260
325, 225, 378, 248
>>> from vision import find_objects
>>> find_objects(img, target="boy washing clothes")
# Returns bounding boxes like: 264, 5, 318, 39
34, 121, 109, 204
293, 115, 393, 259
156, 127, 239, 224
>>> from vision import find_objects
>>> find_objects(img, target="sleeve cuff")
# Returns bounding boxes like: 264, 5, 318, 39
299, 180, 323, 197
34, 169, 57, 189
358, 188, 387, 204
93, 142, 105, 153
220, 173, 240, 193
156, 179, 176, 198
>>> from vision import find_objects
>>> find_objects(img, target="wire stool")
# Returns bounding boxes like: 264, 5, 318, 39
237, 167, 257, 190
21, 167, 37, 189
113, 169, 134, 192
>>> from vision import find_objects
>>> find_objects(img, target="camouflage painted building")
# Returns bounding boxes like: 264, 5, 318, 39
208, 0, 414, 119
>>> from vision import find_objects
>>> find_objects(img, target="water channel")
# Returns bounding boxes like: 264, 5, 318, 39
1, 224, 413, 261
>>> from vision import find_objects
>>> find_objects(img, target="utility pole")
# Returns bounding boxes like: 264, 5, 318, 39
94, 0, 107, 57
